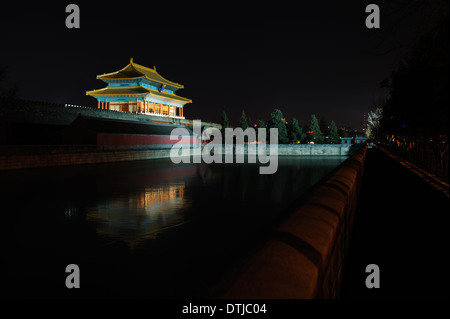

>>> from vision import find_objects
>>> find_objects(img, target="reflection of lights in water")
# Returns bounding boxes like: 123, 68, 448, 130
137, 184, 185, 213
64, 207, 78, 220
86, 182, 189, 249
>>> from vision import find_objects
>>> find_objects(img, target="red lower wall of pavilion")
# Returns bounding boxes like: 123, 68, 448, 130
97, 133, 199, 146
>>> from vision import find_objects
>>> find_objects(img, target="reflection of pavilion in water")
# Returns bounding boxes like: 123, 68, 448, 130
87, 182, 189, 250
137, 184, 184, 211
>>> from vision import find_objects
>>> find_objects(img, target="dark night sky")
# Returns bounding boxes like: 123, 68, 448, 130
0, 1, 431, 129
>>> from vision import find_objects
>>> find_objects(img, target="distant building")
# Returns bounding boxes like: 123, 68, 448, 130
86, 58, 191, 119
355, 136, 367, 144
340, 136, 367, 144
340, 137, 353, 144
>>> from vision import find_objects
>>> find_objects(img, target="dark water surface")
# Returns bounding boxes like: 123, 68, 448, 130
0, 156, 347, 298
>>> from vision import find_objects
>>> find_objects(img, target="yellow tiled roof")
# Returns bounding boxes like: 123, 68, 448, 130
96, 58, 184, 89
86, 86, 192, 104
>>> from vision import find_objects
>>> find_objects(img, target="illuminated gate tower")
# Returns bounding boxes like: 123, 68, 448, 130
86, 58, 191, 118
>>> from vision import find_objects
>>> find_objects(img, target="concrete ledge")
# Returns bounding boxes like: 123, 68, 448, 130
218, 145, 368, 299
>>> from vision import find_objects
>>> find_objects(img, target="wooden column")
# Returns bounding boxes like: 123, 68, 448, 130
98, 100, 100, 109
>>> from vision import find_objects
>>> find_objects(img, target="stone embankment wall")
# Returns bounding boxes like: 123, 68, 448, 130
0, 146, 201, 170
228, 144, 360, 156
0, 144, 361, 171
216, 145, 368, 298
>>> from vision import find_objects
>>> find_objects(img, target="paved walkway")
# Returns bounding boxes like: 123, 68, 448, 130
341, 147, 449, 299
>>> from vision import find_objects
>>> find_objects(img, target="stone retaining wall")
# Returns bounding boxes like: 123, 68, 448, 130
0, 144, 361, 170
215, 145, 368, 299
230, 144, 360, 156
0, 147, 205, 170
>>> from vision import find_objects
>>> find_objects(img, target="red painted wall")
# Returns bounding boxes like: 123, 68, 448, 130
97, 133, 199, 145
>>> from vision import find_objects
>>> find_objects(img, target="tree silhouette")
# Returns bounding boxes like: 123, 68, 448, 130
365, 108, 383, 141
289, 118, 305, 143
256, 119, 266, 129
256, 119, 267, 142
328, 121, 340, 144
239, 110, 249, 130
319, 116, 329, 136
221, 110, 229, 137
379, 14, 449, 181
309, 114, 324, 144
270, 109, 289, 144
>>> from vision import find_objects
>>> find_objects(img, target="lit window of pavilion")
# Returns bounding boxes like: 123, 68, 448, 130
86, 58, 191, 118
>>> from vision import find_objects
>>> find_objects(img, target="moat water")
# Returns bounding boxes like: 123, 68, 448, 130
0, 156, 347, 298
